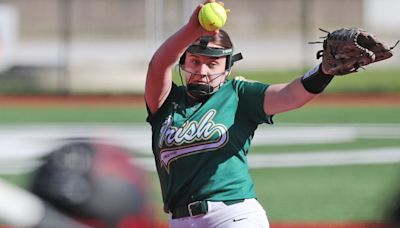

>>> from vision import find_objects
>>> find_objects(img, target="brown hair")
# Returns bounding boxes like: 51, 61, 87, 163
211, 29, 233, 49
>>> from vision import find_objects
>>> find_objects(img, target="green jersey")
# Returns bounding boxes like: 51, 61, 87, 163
146, 79, 272, 210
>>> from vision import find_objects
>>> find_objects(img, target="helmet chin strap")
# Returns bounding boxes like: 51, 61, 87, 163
187, 83, 214, 99
187, 77, 226, 100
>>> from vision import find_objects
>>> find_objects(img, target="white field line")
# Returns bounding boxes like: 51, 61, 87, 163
132, 147, 400, 171
247, 147, 400, 168
0, 124, 399, 173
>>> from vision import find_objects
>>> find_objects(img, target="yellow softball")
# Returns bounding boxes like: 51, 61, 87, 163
198, 2, 227, 31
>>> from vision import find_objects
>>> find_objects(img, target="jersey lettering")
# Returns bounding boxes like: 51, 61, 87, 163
159, 109, 228, 173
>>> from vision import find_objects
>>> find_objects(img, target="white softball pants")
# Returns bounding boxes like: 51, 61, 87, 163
169, 198, 269, 228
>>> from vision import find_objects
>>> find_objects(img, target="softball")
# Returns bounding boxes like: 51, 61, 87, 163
198, 2, 227, 31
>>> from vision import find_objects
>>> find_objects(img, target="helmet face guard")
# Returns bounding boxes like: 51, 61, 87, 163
178, 36, 243, 100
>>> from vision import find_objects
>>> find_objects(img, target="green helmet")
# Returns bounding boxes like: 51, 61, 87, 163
179, 36, 242, 71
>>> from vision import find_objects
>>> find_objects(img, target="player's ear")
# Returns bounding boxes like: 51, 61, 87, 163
179, 52, 186, 66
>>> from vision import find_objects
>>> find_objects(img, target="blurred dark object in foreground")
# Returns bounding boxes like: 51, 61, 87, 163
30, 139, 161, 228
386, 190, 400, 228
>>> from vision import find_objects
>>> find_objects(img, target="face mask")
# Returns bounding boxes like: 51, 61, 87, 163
187, 83, 214, 99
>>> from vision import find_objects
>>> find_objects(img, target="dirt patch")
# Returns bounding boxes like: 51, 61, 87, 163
309, 94, 400, 107
271, 223, 388, 228
0, 95, 145, 107
0, 93, 399, 107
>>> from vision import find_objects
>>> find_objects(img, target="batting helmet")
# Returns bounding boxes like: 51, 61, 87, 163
30, 139, 154, 228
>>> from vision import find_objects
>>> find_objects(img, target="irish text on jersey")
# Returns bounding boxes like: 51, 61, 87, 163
158, 110, 229, 173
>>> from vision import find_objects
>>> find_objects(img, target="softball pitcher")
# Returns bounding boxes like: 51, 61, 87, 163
145, 1, 394, 227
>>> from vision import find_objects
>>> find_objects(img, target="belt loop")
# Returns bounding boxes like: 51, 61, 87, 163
187, 201, 197, 217
187, 201, 208, 217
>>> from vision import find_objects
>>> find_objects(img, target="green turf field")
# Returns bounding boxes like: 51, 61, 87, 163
1, 105, 400, 223
252, 164, 400, 222
237, 68, 400, 93
0, 106, 147, 123
172, 67, 400, 93
0, 105, 400, 124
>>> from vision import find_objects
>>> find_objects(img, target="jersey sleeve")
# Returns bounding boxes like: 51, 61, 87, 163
233, 78, 274, 124
146, 83, 181, 124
